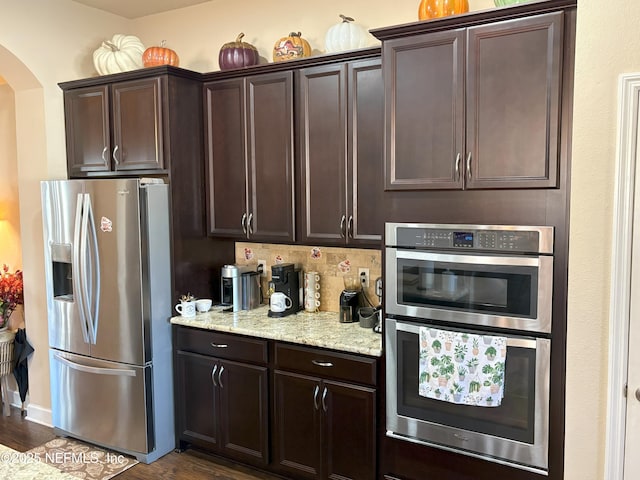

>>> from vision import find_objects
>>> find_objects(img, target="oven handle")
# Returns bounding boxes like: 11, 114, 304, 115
394, 320, 537, 349
395, 249, 544, 267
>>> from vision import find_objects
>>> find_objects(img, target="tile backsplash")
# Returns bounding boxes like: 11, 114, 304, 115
235, 242, 382, 313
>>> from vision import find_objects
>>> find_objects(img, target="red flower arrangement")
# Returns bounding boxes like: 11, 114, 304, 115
0, 264, 23, 329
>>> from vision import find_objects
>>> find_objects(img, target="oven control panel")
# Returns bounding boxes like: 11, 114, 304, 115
392, 224, 552, 253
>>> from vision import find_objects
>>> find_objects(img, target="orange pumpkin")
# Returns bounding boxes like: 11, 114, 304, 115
273, 32, 312, 62
418, 0, 469, 20
142, 40, 179, 67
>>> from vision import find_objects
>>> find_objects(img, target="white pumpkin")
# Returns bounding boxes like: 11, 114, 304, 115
325, 15, 370, 53
93, 34, 145, 75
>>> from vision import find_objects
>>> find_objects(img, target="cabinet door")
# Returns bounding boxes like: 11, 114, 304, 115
218, 359, 269, 466
383, 30, 465, 190
175, 351, 218, 449
298, 64, 347, 245
64, 85, 111, 176
204, 79, 249, 238
323, 380, 377, 480
273, 370, 322, 480
246, 72, 295, 242
466, 12, 563, 189
347, 58, 384, 245
111, 77, 165, 171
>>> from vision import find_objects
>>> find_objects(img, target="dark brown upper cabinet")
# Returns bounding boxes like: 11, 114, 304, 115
379, 11, 563, 190
297, 58, 384, 246
63, 77, 166, 176
204, 71, 295, 242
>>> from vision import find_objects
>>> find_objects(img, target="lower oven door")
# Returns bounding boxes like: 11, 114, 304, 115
385, 318, 550, 474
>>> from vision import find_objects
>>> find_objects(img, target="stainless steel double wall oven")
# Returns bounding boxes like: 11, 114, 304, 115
385, 223, 554, 475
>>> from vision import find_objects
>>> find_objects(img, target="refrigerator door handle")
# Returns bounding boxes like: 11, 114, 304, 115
82, 194, 101, 344
73, 193, 91, 344
53, 352, 136, 377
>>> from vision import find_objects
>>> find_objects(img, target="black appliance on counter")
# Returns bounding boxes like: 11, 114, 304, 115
268, 263, 303, 317
339, 275, 365, 323
339, 289, 362, 323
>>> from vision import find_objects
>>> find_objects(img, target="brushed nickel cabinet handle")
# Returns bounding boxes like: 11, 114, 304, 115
241, 213, 247, 234
466, 152, 472, 180
218, 365, 224, 388
348, 215, 354, 238
455, 153, 461, 180
211, 364, 218, 387
210, 343, 228, 348
321, 386, 328, 412
112, 145, 120, 165
101, 146, 108, 164
340, 215, 346, 238
247, 213, 253, 235
313, 385, 320, 410
312, 360, 334, 367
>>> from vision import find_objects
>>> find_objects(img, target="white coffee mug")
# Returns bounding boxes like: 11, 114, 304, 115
175, 301, 196, 318
270, 292, 292, 313
305, 292, 321, 313
305, 286, 319, 296
305, 272, 321, 291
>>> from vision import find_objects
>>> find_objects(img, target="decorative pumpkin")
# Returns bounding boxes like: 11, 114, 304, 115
418, 0, 469, 20
325, 14, 370, 53
218, 33, 260, 70
143, 41, 179, 67
273, 32, 312, 62
93, 34, 145, 75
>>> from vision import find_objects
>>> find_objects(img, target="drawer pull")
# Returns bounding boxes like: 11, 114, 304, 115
210, 343, 228, 348
312, 360, 334, 367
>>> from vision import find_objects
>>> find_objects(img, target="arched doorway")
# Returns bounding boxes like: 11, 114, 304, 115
0, 43, 52, 425
0, 75, 21, 276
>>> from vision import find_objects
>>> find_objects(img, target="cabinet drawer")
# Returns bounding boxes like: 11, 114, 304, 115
275, 343, 376, 386
175, 327, 268, 365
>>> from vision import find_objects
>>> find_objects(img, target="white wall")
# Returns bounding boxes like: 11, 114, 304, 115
132, 0, 495, 73
0, 0, 633, 478
566, 1, 640, 478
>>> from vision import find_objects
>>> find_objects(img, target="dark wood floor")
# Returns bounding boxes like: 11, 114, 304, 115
0, 407, 283, 480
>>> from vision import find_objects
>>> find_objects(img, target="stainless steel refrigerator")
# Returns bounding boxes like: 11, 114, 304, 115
41, 178, 174, 463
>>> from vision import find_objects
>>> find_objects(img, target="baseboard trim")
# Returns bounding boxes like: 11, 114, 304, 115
6, 388, 53, 427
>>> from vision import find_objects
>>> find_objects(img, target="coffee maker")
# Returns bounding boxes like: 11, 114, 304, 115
221, 264, 259, 312
221, 265, 244, 312
268, 263, 302, 317
339, 275, 363, 323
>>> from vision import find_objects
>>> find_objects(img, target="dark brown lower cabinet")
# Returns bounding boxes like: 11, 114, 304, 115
174, 328, 269, 467
174, 327, 379, 479
273, 344, 377, 480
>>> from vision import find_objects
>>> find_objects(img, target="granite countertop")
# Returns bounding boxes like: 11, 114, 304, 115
170, 305, 382, 357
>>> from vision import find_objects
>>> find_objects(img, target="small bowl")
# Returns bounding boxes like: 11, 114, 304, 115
196, 299, 213, 313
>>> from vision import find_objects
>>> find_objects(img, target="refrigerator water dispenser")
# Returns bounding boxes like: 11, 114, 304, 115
50, 243, 73, 300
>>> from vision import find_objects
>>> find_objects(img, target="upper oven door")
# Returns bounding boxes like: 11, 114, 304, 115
386, 248, 553, 333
